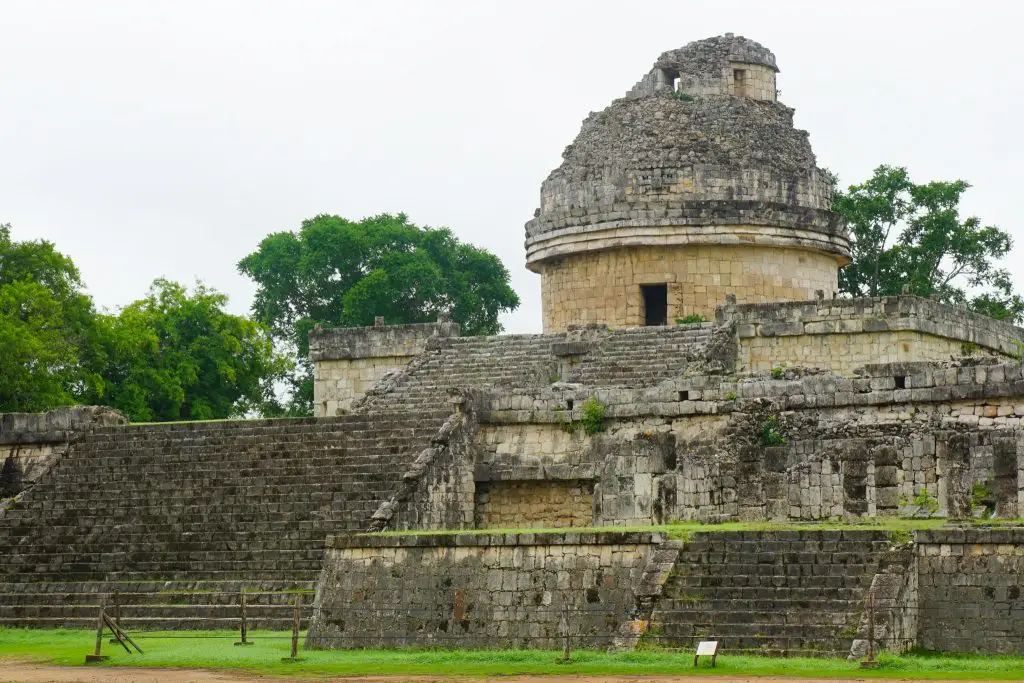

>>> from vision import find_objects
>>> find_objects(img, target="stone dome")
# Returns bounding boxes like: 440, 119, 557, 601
524, 35, 850, 332
526, 34, 848, 269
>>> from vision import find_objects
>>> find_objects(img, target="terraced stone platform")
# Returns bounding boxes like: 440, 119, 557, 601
356, 324, 714, 412
650, 530, 893, 656
0, 410, 451, 629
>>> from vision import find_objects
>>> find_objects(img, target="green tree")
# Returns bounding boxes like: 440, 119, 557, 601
0, 224, 98, 411
834, 165, 1023, 323
84, 279, 290, 422
238, 213, 520, 413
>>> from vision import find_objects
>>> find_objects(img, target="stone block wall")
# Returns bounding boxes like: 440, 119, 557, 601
306, 528, 1024, 655
468, 359, 1024, 525
306, 531, 661, 649
741, 330, 982, 376
723, 296, 1023, 376
731, 61, 776, 100
0, 406, 126, 499
474, 480, 594, 528
633, 35, 779, 101
539, 244, 839, 331
916, 528, 1024, 654
313, 356, 415, 416
309, 319, 459, 415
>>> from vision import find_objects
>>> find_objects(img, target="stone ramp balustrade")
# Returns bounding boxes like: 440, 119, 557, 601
650, 530, 892, 656
0, 410, 451, 628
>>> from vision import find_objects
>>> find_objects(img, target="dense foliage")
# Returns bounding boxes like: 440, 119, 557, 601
238, 213, 520, 413
0, 224, 97, 411
834, 165, 1023, 323
1, 215, 518, 420
0, 225, 287, 420
82, 280, 290, 422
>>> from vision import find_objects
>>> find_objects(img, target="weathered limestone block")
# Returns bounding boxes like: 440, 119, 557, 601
915, 528, 1024, 654
306, 532, 663, 650
0, 406, 126, 499
309, 318, 460, 416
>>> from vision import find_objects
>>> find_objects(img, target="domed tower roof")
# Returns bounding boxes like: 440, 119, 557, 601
524, 34, 849, 271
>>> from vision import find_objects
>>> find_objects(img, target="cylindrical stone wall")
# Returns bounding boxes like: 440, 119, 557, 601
538, 244, 840, 331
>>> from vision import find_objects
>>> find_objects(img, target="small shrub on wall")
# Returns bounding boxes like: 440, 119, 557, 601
580, 397, 607, 435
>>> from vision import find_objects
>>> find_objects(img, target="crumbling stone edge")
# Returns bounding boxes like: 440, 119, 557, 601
0, 406, 128, 518
366, 394, 476, 532
611, 538, 684, 651
848, 536, 917, 660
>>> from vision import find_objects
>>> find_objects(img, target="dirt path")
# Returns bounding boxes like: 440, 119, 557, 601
0, 663, 1009, 683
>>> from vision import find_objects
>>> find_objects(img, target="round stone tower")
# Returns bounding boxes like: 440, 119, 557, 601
525, 33, 850, 332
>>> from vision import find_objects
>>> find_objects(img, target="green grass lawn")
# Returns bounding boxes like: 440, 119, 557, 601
1, 629, 1022, 679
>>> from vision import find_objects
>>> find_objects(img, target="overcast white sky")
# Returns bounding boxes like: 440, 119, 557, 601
2, 0, 1021, 333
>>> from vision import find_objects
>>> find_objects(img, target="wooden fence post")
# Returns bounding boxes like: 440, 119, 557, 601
108, 591, 122, 645
281, 594, 303, 662
861, 591, 879, 669
234, 589, 253, 646
85, 597, 109, 663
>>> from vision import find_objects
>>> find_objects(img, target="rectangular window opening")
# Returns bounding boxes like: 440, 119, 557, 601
894, 375, 907, 389
733, 69, 746, 96
641, 284, 668, 327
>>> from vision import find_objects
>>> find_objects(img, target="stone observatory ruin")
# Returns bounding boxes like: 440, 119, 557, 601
524, 33, 847, 331
1, 34, 1023, 657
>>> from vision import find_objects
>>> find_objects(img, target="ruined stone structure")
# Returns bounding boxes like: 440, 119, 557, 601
524, 33, 848, 331
2, 34, 1023, 656
310, 317, 459, 416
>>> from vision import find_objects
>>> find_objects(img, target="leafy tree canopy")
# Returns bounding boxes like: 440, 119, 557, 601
834, 165, 1023, 323
83, 279, 291, 422
0, 224, 97, 412
238, 213, 520, 413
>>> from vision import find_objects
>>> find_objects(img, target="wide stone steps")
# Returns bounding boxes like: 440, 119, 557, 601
655, 588, 866, 601
3, 552, 328, 570
0, 576, 319, 629
0, 615, 313, 630
657, 597, 864, 611
655, 606, 861, 625
0, 603, 311, 621
2, 570, 323, 583
357, 327, 715, 412
0, 617, 311, 630
650, 531, 890, 656
0, 590, 309, 606
29, 478, 401, 496
0, 409, 450, 628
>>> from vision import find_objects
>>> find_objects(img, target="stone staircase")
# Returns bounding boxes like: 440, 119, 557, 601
359, 325, 713, 411
567, 324, 712, 387
649, 530, 892, 656
0, 410, 450, 629
364, 334, 557, 410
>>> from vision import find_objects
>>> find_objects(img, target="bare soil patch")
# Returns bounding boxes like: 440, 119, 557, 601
0, 663, 1008, 683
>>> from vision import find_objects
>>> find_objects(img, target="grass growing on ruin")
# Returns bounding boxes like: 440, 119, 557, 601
368, 517, 1024, 541
1, 629, 1023, 679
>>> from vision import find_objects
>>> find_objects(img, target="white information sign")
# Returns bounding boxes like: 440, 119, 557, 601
694, 640, 719, 667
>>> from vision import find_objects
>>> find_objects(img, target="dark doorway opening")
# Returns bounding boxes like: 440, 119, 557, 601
641, 284, 668, 326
